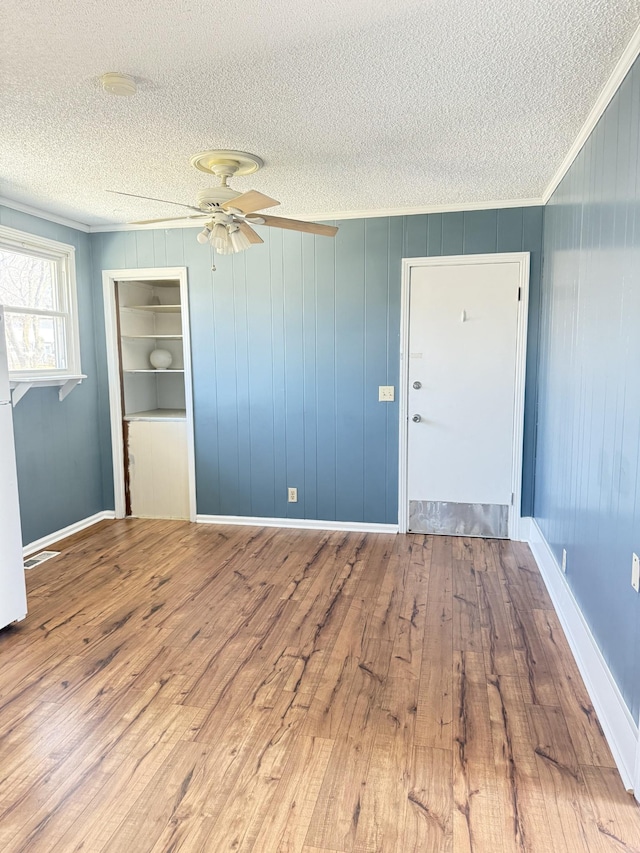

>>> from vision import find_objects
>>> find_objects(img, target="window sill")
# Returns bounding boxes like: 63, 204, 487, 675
9, 374, 87, 406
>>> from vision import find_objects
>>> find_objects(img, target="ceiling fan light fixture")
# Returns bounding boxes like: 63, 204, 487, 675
229, 227, 252, 253
210, 223, 230, 251
196, 225, 211, 244
216, 237, 235, 255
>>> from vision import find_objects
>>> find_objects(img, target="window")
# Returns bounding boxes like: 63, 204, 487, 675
0, 226, 81, 377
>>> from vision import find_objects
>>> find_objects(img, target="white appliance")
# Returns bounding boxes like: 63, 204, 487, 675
0, 307, 27, 629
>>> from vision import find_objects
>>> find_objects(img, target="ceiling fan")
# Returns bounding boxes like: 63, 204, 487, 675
108, 150, 338, 255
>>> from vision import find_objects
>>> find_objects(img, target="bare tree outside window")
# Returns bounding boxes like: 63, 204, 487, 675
0, 249, 68, 372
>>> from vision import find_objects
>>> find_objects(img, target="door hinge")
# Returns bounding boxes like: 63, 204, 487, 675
517, 287, 522, 301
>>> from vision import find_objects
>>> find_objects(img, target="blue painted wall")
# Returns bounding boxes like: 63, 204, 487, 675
92, 206, 543, 523
0, 205, 105, 545
535, 59, 640, 719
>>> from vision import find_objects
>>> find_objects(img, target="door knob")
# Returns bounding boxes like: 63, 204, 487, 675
412, 414, 421, 423
413, 381, 422, 389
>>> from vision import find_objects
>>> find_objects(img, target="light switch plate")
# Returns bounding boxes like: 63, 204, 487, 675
632, 553, 639, 592
379, 385, 395, 402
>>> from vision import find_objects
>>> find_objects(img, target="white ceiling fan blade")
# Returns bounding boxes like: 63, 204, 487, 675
222, 190, 280, 214
107, 190, 203, 213
248, 214, 338, 237
237, 222, 264, 244
130, 214, 208, 225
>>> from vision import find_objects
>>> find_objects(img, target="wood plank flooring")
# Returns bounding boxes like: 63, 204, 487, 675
0, 519, 639, 852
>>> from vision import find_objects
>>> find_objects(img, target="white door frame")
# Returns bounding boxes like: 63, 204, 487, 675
398, 252, 530, 540
102, 267, 197, 522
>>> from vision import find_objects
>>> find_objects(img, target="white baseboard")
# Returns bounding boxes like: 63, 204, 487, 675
23, 511, 116, 557
513, 516, 532, 542
196, 514, 398, 534
528, 519, 639, 795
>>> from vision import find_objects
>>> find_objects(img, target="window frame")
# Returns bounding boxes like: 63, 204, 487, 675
0, 226, 82, 380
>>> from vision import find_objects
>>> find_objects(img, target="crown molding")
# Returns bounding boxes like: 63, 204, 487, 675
542, 22, 640, 204
88, 196, 543, 233
0, 196, 90, 233
0, 194, 543, 237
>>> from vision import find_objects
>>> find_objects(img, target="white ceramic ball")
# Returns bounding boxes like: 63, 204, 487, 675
149, 348, 173, 369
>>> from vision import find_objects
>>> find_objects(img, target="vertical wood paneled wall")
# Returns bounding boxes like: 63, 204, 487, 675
0, 206, 104, 545
92, 207, 543, 524
536, 59, 640, 719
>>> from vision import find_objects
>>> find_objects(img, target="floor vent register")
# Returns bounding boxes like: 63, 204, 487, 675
24, 551, 60, 569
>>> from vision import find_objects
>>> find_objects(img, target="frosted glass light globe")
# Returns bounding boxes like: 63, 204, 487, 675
149, 349, 173, 369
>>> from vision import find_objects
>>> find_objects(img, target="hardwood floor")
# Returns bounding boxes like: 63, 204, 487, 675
0, 519, 639, 852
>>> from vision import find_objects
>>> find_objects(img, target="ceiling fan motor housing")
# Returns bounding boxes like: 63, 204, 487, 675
196, 186, 242, 210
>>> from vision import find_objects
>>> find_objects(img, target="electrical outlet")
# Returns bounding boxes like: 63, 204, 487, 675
378, 385, 395, 402
632, 553, 639, 593
287, 487, 298, 503
561, 548, 567, 574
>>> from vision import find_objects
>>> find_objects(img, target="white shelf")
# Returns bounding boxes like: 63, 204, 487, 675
9, 374, 87, 406
117, 282, 186, 427
124, 305, 182, 313
122, 335, 183, 341
124, 409, 186, 422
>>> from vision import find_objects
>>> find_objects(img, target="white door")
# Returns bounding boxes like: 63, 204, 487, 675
404, 257, 525, 538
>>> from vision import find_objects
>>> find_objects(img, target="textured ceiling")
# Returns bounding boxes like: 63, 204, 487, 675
2, 0, 640, 226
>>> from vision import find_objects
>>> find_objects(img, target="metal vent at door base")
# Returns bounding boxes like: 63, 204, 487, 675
408, 501, 508, 538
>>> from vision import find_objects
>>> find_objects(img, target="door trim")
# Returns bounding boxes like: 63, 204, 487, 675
102, 267, 197, 522
398, 252, 530, 539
